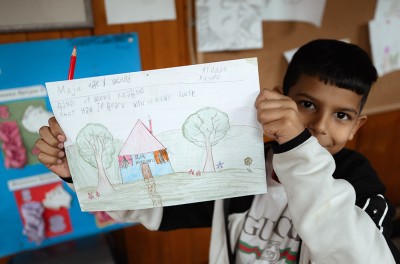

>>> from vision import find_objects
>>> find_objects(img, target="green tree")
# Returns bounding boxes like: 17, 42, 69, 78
76, 123, 115, 195
182, 107, 230, 172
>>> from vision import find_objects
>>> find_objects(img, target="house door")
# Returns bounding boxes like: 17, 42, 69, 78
141, 163, 153, 180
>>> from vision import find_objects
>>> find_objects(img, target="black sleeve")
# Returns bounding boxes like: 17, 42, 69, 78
334, 149, 400, 262
359, 194, 400, 263
158, 195, 254, 231
159, 200, 215, 230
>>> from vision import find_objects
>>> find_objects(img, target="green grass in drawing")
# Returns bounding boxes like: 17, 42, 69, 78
70, 107, 262, 209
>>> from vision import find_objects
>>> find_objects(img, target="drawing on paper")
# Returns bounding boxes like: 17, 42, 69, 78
118, 119, 171, 207
66, 106, 262, 210
196, 0, 263, 52
75, 124, 116, 197
369, 18, 400, 76
182, 107, 229, 172
47, 58, 267, 211
382, 46, 399, 73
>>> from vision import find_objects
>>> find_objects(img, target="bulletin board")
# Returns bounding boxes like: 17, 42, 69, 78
0, 33, 141, 257
195, 0, 400, 115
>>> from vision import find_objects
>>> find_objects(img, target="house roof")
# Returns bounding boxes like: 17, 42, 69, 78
119, 119, 166, 155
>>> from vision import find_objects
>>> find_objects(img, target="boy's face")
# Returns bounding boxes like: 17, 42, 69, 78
287, 75, 367, 155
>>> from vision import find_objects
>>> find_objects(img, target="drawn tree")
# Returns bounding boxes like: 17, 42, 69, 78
76, 123, 116, 195
182, 107, 230, 172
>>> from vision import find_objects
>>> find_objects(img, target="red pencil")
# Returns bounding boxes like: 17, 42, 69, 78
68, 46, 77, 80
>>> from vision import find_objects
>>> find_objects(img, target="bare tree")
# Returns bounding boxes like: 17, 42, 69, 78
76, 123, 115, 195
182, 107, 230, 172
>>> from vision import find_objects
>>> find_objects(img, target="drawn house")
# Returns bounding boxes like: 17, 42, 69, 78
118, 119, 174, 183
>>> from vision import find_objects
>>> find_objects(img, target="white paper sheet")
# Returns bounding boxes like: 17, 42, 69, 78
104, 0, 176, 24
196, 0, 263, 52
261, 0, 327, 27
373, 0, 400, 19
45, 58, 267, 211
369, 18, 400, 76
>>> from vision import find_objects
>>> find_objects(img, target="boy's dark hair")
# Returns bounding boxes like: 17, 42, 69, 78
283, 39, 378, 111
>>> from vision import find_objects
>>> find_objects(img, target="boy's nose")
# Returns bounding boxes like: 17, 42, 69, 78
308, 114, 329, 135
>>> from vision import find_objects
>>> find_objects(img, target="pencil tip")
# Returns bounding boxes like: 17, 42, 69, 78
72, 46, 77, 56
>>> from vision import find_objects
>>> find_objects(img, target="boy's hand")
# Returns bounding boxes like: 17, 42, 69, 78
36, 117, 71, 179
255, 87, 305, 145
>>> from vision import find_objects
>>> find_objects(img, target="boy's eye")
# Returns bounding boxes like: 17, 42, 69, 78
300, 101, 315, 110
335, 112, 350, 120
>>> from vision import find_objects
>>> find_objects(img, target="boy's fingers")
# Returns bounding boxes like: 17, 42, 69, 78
38, 126, 60, 148
256, 88, 287, 103
255, 88, 283, 107
257, 107, 291, 124
272, 85, 283, 94
36, 147, 63, 167
48, 117, 66, 142
35, 139, 65, 159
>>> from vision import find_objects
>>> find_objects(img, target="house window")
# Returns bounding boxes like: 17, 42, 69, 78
154, 150, 168, 164
119, 155, 132, 168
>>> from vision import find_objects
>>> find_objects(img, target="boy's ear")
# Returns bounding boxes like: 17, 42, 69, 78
349, 115, 367, 140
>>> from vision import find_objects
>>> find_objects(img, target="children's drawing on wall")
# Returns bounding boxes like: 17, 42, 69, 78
260, 0, 327, 27
0, 86, 52, 170
373, 0, 400, 20
104, 0, 176, 25
46, 58, 267, 211
369, 18, 400, 76
195, 0, 263, 52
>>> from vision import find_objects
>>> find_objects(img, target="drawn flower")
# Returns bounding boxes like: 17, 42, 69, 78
244, 157, 252, 172
216, 161, 224, 169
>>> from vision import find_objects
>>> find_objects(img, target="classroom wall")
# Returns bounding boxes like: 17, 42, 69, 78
0, 1, 211, 263
193, 0, 400, 207
0, 0, 398, 263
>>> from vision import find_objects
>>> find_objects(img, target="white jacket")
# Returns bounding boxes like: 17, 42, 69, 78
107, 135, 396, 263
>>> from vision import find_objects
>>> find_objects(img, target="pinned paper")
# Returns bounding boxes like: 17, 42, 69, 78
261, 0, 327, 27
369, 18, 400, 76
283, 47, 298, 63
104, 0, 176, 24
196, 0, 263, 52
373, 0, 400, 19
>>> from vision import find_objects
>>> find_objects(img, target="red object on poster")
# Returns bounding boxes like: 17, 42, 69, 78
93, 211, 116, 228
14, 182, 72, 239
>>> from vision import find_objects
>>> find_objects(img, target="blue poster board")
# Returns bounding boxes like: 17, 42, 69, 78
0, 33, 141, 257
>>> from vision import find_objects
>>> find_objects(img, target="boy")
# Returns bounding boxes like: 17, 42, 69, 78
36, 39, 399, 263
